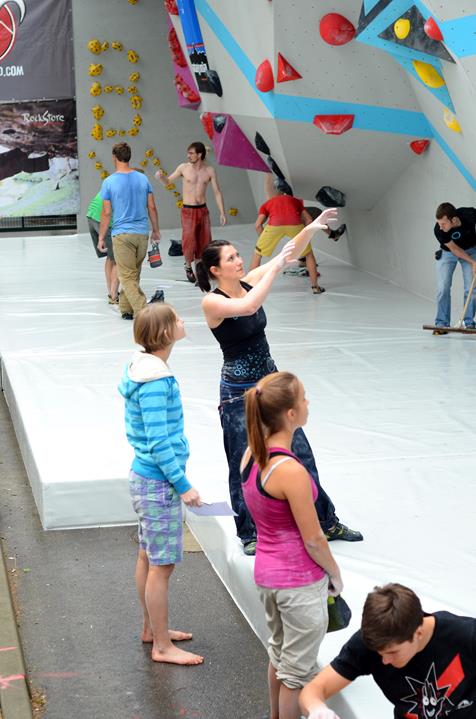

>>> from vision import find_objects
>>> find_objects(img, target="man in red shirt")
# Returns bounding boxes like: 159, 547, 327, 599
250, 177, 331, 294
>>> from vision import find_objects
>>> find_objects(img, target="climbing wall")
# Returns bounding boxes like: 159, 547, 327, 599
168, 0, 476, 298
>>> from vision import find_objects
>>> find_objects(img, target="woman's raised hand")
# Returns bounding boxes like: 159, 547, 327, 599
275, 240, 297, 270
310, 208, 338, 232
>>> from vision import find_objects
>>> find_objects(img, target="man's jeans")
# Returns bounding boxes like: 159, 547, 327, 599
219, 380, 338, 545
435, 247, 476, 327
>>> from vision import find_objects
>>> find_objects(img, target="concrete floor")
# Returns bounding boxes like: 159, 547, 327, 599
0, 393, 269, 719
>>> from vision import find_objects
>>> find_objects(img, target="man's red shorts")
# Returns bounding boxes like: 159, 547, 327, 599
181, 204, 211, 263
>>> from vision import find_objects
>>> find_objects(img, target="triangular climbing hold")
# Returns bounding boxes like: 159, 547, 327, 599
277, 53, 302, 83
212, 115, 271, 172
410, 139, 430, 155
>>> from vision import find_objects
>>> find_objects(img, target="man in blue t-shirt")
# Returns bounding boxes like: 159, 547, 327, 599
300, 584, 476, 719
432, 202, 476, 334
98, 142, 161, 319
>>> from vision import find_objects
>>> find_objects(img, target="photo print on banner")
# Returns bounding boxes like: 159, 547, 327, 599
0, 0, 78, 217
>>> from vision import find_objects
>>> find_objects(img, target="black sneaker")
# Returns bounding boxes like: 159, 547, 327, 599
325, 522, 363, 542
185, 266, 196, 283
149, 289, 165, 304
121, 312, 133, 320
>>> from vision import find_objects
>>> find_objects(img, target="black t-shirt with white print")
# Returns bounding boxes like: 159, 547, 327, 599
434, 208, 476, 252
331, 611, 476, 718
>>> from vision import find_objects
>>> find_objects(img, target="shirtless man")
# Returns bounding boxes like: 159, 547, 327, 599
156, 142, 226, 283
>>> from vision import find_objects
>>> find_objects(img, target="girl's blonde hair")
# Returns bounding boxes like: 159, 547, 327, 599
133, 303, 177, 353
244, 371, 301, 469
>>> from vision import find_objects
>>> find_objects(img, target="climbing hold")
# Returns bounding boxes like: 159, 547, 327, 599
319, 13, 355, 46
410, 139, 430, 155
255, 132, 270, 155
127, 49, 140, 63
88, 63, 103, 77
228, 208, 238, 217
444, 110, 461, 133
168, 27, 187, 67
255, 59, 274, 92
91, 123, 103, 141
164, 0, 179, 14
91, 105, 104, 120
87, 39, 102, 55
130, 95, 143, 109
89, 82, 102, 97
424, 17, 443, 42
213, 115, 227, 133
200, 112, 214, 139
206, 70, 223, 98
313, 114, 354, 135
394, 18, 410, 40
112, 41, 123, 51
316, 186, 346, 208
412, 61, 445, 88
276, 53, 302, 83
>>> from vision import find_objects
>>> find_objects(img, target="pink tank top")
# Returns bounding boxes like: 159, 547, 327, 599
242, 447, 326, 589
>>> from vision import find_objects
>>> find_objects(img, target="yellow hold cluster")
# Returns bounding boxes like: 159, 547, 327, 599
89, 63, 103, 77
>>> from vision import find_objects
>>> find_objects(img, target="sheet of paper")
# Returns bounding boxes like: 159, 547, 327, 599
187, 501, 237, 517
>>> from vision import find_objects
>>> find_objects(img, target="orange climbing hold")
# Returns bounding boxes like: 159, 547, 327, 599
277, 53, 302, 83
313, 114, 354, 135
255, 59, 274, 92
424, 17, 443, 42
200, 112, 214, 139
410, 139, 430, 155
319, 13, 356, 46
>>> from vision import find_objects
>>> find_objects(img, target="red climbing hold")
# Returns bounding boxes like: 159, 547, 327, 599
164, 0, 179, 15
410, 139, 430, 155
200, 112, 214, 139
424, 17, 443, 42
313, 114, 355, 135
319, 13, 356, 46
277, 53, 302, 83
255, 59, 274, 92
168, 27, 187, 67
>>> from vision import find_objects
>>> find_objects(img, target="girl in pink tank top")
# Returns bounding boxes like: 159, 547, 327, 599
241, 371, 343, 719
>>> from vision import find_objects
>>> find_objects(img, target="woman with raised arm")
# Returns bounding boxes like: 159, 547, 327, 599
196, 212, 363, 555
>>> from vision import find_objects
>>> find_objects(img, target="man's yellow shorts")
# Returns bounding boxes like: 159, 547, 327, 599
255, 224, 312, 257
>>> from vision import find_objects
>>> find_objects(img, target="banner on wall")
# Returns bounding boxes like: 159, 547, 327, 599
0, 98, 79, 217
0, 0, 74, 102
176, 0, 222, 96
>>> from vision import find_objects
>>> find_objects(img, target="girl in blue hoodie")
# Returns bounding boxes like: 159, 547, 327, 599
119, 302, 203, 665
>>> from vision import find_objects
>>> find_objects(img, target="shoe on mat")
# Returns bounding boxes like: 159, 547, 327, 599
149, 289, 165, 304
325, 522, 363, 542
121, 312, 133, 320
185, 266, 196, 283
243, 540, 257, 556
311, 285, 325, 294
329, 224, 347, 241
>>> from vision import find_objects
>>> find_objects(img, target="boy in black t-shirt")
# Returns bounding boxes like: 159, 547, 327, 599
432, 202, 476, 334
300, 583, 476, 719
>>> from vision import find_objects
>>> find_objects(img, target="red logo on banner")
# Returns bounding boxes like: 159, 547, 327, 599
0, 0, 26, 62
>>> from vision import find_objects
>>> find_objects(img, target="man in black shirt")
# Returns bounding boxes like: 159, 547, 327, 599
432, 203, 476, 334
300, 583, 476, 718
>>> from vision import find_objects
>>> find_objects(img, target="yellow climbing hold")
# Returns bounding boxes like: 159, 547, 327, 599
88, 151, 96, 159
91, 105, 104, 120
412, 60, 445, 88
444, 110, 462, 133
145, 149, 154, 158
90, 82, 102, 96
394, 18, 410, 39
88, 39, 102, 55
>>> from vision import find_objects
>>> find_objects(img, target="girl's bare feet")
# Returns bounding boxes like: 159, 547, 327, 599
151, 644, 204, 665
141, 627, 193, 643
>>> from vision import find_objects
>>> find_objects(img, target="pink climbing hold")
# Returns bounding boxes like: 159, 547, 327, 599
255, 59, 274, 92
277, 53, 302, 83
212, 115, 270, 172
200, 112, 214, 139
424, 17, 443, 42
410, 139, 430, 155
313, 114, 355, 135
319, 13, 356, 46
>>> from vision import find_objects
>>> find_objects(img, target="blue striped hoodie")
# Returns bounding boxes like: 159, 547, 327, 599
118, 352, 191, 495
